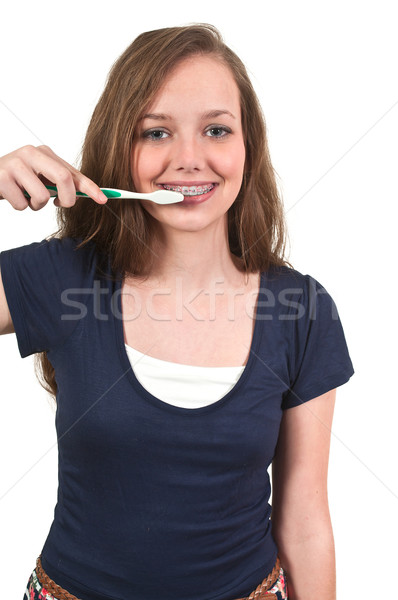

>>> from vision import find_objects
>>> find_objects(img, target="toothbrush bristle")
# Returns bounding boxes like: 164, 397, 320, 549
155, 190, 184, 203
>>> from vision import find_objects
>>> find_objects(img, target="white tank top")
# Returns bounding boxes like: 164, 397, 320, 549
125, 344, 245, 409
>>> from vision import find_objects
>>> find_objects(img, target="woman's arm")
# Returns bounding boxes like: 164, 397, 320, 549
271, 389, 337, 600
0, 145, 109, 336
0, 269, 14, 335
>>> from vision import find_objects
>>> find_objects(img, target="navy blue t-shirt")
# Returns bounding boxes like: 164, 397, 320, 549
0, 237, 354, 600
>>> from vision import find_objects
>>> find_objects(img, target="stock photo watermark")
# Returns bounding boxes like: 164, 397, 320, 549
60, 277, 339, 323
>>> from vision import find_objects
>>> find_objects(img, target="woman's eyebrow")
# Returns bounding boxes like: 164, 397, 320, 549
139, 109, 236, 122
140, 113, 169, 121
202, 109, 236, 120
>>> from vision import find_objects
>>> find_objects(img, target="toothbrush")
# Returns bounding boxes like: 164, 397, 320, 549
24, 185, 184, 205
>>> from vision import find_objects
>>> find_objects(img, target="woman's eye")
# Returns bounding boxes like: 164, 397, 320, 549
143, 129, 169, 141
205, 126, 231, 138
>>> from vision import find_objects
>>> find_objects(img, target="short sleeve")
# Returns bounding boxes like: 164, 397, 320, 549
282, 274, 354, 409
0, 236, 98, 358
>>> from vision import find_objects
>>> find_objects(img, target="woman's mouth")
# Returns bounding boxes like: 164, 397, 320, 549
156, 182, 217, 205
160, 183, 215, 197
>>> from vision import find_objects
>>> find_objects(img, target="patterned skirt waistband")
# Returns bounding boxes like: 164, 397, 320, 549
23, 554, 289, 600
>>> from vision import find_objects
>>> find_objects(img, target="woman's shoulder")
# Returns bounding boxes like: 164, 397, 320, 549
5, 234, 96, 256
262, 263, 319, 290
43, 234, 95, 252
34, 235, 105, 268
260, 263, 336, 318
2, 234, 109, 284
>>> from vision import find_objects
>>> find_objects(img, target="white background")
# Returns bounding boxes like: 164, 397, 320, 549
0, 0, 397, 596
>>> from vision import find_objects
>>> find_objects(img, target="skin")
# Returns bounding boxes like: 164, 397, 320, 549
130, 55, 247, 289
272, 389, 337, 599
0, 144, 107, 210
121, 55, 260, 369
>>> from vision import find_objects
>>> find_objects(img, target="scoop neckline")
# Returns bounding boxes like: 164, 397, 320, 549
114, 271, 266, 415
124, 343, 246, 372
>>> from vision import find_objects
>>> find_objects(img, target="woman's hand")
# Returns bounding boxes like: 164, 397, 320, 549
0, 145, 108, 211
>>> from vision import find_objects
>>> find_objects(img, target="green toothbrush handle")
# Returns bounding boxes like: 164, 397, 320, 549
23, 185, 122, 199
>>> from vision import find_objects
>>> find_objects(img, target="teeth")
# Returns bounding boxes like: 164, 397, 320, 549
162, 184, 214, 196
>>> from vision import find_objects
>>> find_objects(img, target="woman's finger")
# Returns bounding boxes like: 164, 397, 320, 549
0, 145, 108, 210
36, 146, 108, 204
0, 177, 30, 211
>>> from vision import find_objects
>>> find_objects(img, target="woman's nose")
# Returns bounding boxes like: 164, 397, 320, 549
171, 135, 206, 171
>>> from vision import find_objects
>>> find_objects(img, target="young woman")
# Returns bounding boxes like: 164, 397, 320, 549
0, 25, 354, 600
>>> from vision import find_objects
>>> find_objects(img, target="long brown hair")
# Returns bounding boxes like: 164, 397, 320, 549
34, 23, 292, 399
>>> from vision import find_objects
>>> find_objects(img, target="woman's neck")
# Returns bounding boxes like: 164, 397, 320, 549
147, 225, 247, 291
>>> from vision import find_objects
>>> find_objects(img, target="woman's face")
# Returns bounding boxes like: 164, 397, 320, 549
131, 55, 246, 234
